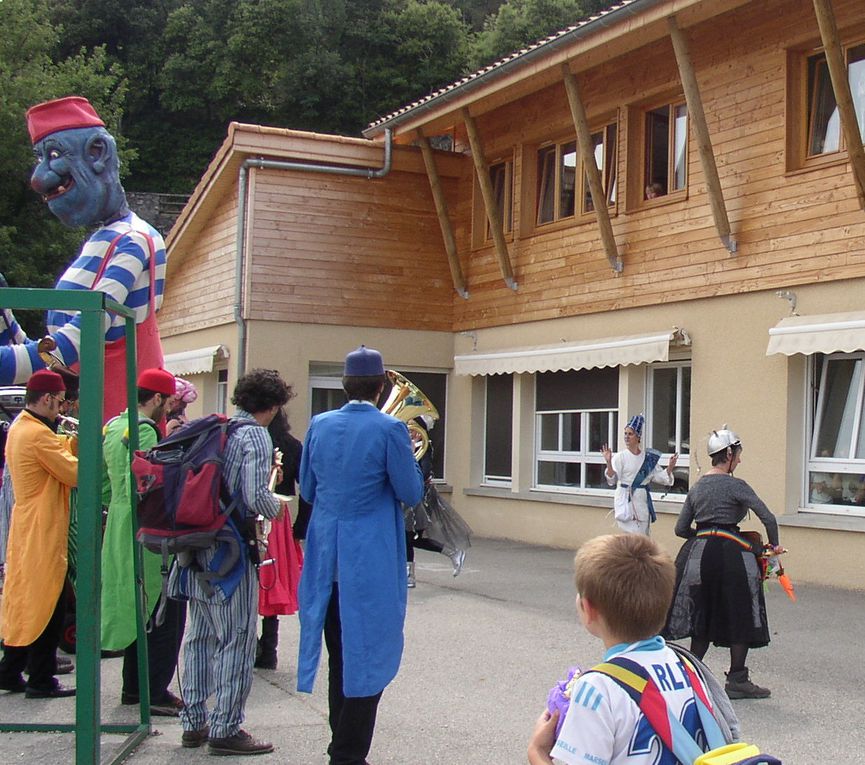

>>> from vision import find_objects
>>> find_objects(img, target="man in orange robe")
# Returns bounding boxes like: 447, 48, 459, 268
0, 369, 77, 697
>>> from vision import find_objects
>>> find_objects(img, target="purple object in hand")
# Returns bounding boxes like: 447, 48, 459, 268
546, 666, 584, 736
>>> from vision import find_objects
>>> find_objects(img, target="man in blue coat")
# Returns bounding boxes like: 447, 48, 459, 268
298, 345, 424, 765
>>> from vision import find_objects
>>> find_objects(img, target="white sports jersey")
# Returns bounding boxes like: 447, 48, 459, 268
553, 638, 709, 765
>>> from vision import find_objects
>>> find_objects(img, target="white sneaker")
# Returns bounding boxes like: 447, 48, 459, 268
406, 562, 416, 588
452, 550, 465, 577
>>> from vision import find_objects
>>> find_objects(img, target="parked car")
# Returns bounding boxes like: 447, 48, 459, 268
0, 386, 25, 424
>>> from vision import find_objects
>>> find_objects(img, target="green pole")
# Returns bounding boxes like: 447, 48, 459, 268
123, 316, 152, 728
74, 304, 105, 764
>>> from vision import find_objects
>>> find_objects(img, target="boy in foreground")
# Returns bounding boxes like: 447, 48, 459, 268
528, 534, 713, 765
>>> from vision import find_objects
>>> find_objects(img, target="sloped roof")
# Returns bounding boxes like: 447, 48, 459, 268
364, 0, 658, 136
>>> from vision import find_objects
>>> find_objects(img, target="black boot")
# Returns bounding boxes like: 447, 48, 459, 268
725, 667, 770, 699
254, 616, 278, 670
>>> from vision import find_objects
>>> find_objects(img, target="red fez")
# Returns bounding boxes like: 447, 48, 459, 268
26, 96, 106, 144
137, 368, 176, 397
27, 369, 66, 394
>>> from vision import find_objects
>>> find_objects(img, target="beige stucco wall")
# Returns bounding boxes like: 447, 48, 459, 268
245, 320, 455, 440
446, 281, 865, 590
158, 282, 865, 589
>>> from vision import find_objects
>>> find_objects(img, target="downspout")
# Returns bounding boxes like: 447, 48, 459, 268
234, 128, 393, 376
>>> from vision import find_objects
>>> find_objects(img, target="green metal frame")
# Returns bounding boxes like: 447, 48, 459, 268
0, 288, 152, 763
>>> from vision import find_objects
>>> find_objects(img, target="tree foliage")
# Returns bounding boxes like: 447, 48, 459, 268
0, 0, 618, 316
0, 0, 126, 335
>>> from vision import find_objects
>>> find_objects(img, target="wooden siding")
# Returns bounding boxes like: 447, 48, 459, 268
159, 187, 238, 335
244, 164, 458, 331
446, 0, 865, 330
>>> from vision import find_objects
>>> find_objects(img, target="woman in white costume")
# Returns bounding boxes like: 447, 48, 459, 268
602, 414, 678, 535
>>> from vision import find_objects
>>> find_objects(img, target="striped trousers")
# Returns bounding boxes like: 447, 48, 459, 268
179, 561, 259, 739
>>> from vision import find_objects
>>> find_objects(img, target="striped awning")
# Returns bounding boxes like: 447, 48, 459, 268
163, 344, 229, 376
767, 312, 865, 356
454, 329, 689, 376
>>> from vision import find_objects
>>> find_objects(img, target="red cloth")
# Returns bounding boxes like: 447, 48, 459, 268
258, 515, 303, 616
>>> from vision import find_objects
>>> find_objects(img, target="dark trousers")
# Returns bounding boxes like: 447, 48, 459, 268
324, 584, 381, 765
122, 596, 186, 702
405, 531, 444, 562
259, 615, 279, 655
0, 585, 67, 690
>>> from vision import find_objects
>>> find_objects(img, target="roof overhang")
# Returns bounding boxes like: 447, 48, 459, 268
363, 0, 753, 140
767, 312, 865, 356
454, 328, 689, 376
163, 344, 229, 376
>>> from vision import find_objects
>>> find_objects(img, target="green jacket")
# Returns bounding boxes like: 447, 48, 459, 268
100, 410, 161, 650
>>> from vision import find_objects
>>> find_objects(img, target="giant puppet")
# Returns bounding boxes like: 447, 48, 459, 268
0, 96, 166, 421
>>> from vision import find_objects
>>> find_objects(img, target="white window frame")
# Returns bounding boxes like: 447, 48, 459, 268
215, 368, 229, 415
646, 361, 691, 498
534, 408, 617, 494
805, 352, 865, 517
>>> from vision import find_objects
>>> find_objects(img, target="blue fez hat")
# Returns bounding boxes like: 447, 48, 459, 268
627, 413, 645, 437
344, 345, 385, 377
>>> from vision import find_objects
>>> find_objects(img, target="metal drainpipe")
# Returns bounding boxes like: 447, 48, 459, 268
234, 128, 393, 376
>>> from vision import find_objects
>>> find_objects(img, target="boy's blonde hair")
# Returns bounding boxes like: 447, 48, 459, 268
574, 534, 675, 642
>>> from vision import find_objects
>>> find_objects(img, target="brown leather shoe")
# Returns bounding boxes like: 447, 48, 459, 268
181, 727, 209, 748
208, 729, 273, 756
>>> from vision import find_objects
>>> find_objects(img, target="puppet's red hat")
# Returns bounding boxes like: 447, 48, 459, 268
26, 96, 105, 144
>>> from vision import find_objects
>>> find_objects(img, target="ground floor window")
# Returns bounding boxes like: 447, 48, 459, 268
484, 374, 513, 485
534, 367, 618, 492
309, 364, 448, 480
807, 353, 865, 516
647, 362, 691, 494
216, 368, 229, 414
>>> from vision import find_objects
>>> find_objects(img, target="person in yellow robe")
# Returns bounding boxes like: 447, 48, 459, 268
0, 369, 77, 698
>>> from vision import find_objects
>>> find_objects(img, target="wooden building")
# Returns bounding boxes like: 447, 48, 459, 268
160, 0, 865, 588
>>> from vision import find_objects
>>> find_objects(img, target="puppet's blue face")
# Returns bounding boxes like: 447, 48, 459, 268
30, 126, 124, 228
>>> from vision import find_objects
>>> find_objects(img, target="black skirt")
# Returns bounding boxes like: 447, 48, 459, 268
664, 533, 770, 648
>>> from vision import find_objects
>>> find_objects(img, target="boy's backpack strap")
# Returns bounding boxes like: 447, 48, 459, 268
589, 656, 726, 764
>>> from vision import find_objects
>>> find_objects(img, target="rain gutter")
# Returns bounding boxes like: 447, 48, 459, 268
234, 129, 392, 375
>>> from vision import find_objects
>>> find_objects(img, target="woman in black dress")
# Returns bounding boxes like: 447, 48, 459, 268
665, 427, 784, 699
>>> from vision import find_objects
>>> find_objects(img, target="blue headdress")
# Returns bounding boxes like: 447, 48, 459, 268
627, 413, 645, 438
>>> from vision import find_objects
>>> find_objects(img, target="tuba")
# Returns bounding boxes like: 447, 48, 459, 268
380, 370, 439, 461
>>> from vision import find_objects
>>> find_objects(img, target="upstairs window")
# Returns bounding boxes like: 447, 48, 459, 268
789, 38, 865, 170
582, 124, 618, 214
487, 159, 514, 240
537, 122, 618, 226
807, 43, 865, 158
473, 155, 514, 247
537, 140, 577, 224
644, 102, 688, 200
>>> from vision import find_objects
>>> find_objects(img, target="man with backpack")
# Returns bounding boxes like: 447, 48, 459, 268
101, 367, 185, 716
169, 368, 291, 756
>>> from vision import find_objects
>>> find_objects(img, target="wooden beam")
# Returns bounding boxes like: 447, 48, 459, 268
667, 15, 737, 254
561, 65, 623, 274
812, 0, 865, 211
461, 107, 517, 290
416, 130, 469, 299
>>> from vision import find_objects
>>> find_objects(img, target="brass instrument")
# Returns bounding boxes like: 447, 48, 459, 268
255, 447, 283, 568
380, 370, 439, 461
57, 415, 79, 437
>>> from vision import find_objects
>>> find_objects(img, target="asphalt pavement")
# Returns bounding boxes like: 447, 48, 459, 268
0, 536, 862, 764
